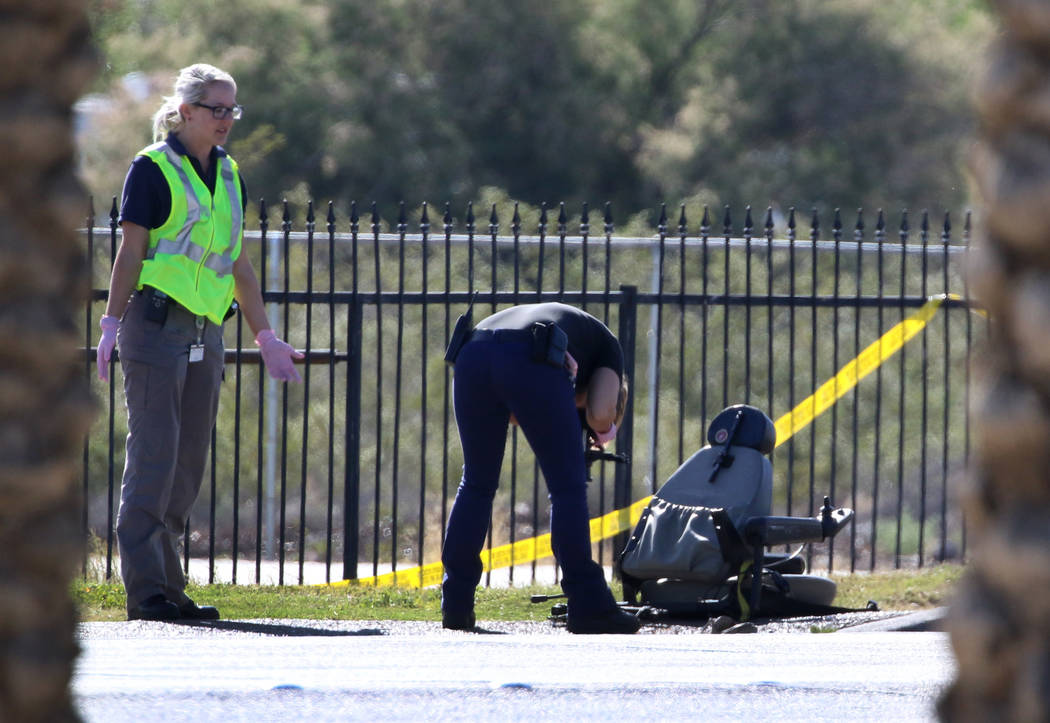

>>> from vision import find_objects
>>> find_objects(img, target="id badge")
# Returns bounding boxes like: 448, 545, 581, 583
190, 316, 206, 363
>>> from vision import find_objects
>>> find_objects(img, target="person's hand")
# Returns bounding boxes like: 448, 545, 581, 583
97, 315, 120, 382
591, 422, 617, 448
564, 351, 578, 380
255, 329, 304, 382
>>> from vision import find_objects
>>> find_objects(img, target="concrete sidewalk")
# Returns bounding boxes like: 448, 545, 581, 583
74, 619, 955, 722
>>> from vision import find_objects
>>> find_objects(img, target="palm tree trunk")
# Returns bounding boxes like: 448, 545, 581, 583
0, 2, 96, 720
940, 1, 1050, 720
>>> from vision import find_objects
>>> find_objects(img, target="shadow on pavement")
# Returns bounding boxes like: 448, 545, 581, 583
464, 626, 507, 635
172, 620, 386, 637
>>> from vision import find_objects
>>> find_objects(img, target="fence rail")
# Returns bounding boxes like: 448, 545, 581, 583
80, 199, 979, 586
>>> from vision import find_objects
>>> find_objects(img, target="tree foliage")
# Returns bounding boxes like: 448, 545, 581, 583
81, 0, 993, 219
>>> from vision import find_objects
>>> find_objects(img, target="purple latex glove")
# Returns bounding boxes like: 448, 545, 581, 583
593, 422, 617, 448
564, 350, 578, 381
97, 315, 119, 382
255, 329, 304, 382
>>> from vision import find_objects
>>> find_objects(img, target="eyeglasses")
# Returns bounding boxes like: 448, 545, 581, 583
193, 102, 243, 120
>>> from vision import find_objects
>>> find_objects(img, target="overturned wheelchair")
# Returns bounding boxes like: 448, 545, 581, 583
615, 404, 869, 623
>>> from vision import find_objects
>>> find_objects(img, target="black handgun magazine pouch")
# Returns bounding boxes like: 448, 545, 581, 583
530, 321, 568, 367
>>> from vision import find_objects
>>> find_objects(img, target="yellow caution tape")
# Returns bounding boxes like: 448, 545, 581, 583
736, 560, 755, 622
772, 294, 948, 447
327, 294, 959, 589
330, 495, 654, 588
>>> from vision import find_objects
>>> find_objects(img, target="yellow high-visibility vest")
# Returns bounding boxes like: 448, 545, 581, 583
136, 141, 243, 325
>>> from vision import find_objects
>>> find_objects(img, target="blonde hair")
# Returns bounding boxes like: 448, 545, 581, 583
151, 63, 237, 141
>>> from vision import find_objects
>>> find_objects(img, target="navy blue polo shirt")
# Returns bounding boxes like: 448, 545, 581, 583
474, 302, 624, 391
118, 133, 248, 229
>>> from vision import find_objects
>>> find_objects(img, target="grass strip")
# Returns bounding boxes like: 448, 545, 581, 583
73, 563, 964, 622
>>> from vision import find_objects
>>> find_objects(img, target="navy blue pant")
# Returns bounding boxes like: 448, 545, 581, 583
441, 331, 616, 619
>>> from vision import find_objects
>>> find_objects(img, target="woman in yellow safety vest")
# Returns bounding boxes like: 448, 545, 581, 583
95, 63, 302, 622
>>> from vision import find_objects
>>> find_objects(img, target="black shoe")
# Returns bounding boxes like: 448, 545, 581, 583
567, 607, 641, 634
178, 599, 220, 620
441, 609, 476, 631
128, 594, 180, 622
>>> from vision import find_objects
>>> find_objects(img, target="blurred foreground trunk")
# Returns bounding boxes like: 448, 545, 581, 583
0, 0, 96, 720
941, 1, 1050, 720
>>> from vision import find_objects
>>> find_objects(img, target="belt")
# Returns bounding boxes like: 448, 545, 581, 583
140, 286, 191, 314
469, 328, 534, 344
141, 287, 236, 322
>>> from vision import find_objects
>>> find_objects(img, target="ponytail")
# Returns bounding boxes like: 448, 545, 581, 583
150, 63, 237, 141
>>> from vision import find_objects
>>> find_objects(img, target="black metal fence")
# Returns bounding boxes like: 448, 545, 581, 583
81, 198, 979, 586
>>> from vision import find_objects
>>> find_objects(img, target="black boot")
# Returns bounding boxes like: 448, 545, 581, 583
441, 609, 476, 631
178, 598, 220, 620
128, 594, 179, 622
567, 607, 640, 634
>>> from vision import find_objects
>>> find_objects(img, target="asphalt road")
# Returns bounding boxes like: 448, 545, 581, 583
74, 616, 955, 722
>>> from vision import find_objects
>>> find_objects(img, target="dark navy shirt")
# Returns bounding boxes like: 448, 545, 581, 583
118, 133, 248, 229
475, 302, 624, 390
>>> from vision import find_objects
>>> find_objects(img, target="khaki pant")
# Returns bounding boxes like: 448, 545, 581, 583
115, 290, 224, 611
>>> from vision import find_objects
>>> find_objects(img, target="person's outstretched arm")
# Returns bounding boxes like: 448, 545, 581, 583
232, 253, 303, 382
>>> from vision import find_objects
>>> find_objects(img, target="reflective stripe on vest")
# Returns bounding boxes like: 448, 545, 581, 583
136, 142, 243, 324
146, 144, 240, 277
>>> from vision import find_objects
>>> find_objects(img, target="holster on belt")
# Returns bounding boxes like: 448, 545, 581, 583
444, 292, 478, 367
530, 321, 568, 368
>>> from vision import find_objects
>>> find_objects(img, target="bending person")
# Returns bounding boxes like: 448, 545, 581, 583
95, 63, 302, 621
442, 302, 639, 634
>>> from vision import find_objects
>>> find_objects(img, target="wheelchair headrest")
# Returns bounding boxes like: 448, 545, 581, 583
706, 404, 776, 455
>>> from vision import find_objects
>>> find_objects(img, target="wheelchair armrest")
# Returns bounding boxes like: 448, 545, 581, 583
743, 516, 825, 546
742, 502, 855, 548
821, 504, 854, 539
